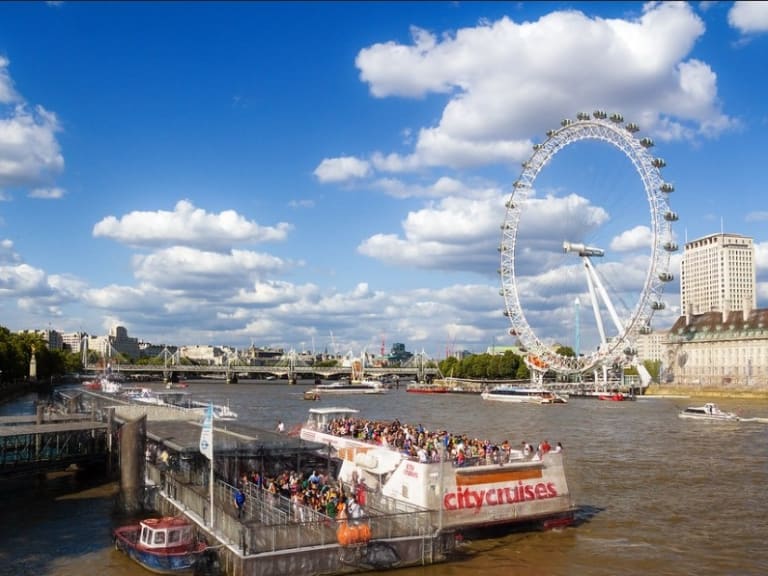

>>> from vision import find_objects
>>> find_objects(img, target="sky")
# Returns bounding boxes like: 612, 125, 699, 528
1, 1, 768, 359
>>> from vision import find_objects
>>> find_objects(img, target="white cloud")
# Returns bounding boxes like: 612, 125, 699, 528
132, 246, 289, 291
313, 156, 371, 183
0, 263, 50, 296
0, 239, 20, 264
350, 2, 733, 175
610, 225, 653, 252
746, 211, 768, 222
0, 104, 64, 187
728, 1, 768, 34
0, 56, 20, 104
0, 57, 65, 190
93, 200, 292, 249
28, 186, 65, 199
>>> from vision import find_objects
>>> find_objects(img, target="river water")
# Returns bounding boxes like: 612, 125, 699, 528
1, 381, 767, 576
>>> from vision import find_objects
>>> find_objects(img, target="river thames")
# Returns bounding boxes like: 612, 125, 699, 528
0, 380, 766, 576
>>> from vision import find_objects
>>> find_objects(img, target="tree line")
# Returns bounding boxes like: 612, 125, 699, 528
0, 325, 83, 384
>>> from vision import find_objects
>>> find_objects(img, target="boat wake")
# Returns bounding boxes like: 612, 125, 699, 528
737, 416, 768, 424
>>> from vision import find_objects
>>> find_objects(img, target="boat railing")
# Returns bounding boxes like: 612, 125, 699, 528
225, 479, 432, 554
149, 462, 435, 555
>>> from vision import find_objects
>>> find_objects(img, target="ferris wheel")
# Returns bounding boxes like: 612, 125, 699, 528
499, 110, 679, 376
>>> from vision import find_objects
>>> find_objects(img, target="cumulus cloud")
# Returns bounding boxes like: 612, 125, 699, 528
0, 56, 19, 103
0, 57, 65, 188
93, 200, 292, 249
313, 156, 371, 183
132, 246, 289, 291
348, 2, 733, 175
28, 186, 65, 199
610, 225, 653, 252
0, 263, 51, 296
728, 1, 768, 34
0, 104, 64, 188
0, 239, 20, 264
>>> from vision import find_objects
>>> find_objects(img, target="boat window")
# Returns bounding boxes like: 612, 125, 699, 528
168, 529, 181, 544
141, 526, 150, 544
154, 531, 166, 544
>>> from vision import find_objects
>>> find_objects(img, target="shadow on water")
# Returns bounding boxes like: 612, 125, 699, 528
0, 474, 120, 576
572, 503, 604, 526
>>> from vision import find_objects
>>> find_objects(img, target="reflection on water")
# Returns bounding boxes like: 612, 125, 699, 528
1, 383, 767, 576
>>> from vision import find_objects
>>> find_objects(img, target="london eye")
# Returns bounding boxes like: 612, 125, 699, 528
499, 111, 678, 376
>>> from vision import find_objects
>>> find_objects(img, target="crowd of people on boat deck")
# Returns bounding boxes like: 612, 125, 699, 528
325, 415, 563, 465
236, 468, 368, 523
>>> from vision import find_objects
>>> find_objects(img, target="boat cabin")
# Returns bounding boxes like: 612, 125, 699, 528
138, 517, 195, 550
305, 407, 359, 432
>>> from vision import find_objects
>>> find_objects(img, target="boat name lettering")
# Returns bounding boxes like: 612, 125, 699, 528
404, 463, 419, 479
443, 481, 558, 512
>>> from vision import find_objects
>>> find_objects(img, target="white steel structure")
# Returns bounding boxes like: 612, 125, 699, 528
499, 111, 678, 375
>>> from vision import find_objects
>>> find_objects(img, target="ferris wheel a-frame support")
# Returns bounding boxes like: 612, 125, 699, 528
563, 241, 627, 350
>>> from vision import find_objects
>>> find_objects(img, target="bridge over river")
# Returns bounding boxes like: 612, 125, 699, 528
86, 361, 438, 384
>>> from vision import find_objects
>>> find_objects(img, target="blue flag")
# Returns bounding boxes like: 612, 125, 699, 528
199, 403, 214, 460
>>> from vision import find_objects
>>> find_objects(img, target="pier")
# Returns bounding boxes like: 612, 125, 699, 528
52, 389, 455, 576
0, 409, 111, 480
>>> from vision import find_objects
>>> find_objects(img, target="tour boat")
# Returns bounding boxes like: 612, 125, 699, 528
481, 385, 567, 404
299, 407, 575, 532
307, 379, 387, 395
113, 516, 208, 574
678, 402, 739, 421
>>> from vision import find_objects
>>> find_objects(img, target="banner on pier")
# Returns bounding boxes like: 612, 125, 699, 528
199, 404, 213, 460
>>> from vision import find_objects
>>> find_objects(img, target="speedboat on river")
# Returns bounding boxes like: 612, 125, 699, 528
678, 402, 739, 421
299, 406, 575, 532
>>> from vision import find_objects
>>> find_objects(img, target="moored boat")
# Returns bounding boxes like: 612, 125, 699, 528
299, 407, 575, 532
678, 402, 739, 421
598, 392, 628, 401
307, 379, 387, 395
113, 516, 208, 574
406, 380, 449, 393
481, 385, 567, 404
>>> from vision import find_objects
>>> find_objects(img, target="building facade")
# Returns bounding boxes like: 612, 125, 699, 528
89, 325, 140, 360
667, 232, 766, 390
666, 307, 768, 389
680, 232, 756, 315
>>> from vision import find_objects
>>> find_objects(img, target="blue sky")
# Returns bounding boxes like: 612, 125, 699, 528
1, 1, 767, 358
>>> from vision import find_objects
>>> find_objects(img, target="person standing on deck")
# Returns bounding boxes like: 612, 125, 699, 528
234, 488, 246, 519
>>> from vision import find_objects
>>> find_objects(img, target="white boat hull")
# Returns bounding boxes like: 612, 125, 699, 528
300, 414, 574, 531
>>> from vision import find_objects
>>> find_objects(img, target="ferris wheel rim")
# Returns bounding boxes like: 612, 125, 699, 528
499, 112, 675, 374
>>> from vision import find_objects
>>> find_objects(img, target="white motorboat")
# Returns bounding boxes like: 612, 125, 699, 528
678, 402, 739, 421
308, 379, 387, 395
481, 385, 567, 404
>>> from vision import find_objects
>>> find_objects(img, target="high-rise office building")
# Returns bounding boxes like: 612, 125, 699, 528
680, 232, 756, 315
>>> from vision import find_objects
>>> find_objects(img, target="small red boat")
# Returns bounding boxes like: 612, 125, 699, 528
598, 393, 626, 401
113, 516, 208, 574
